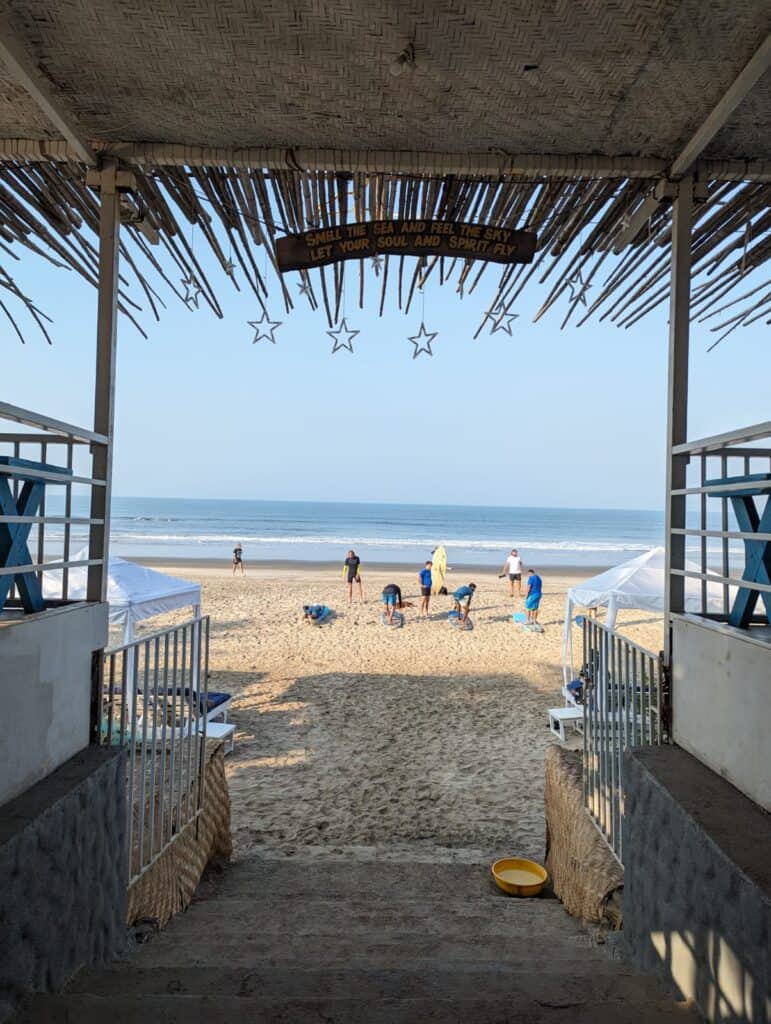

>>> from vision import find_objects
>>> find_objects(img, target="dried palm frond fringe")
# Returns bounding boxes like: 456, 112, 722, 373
0, 154, 769, 348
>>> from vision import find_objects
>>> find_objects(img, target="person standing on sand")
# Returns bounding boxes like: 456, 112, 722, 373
525, 569, 543, 624
500, 548, 523, 597
382, 582, 403, 624
342, 549, 363, 604
232, 543, 244, 575
418, 560, 433, 617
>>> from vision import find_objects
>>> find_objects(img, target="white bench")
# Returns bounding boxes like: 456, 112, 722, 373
548, 705, 584, 743
201, 720, 236, 755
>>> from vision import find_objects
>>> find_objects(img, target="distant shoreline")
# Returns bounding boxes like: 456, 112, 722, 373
137, 555, 603, 577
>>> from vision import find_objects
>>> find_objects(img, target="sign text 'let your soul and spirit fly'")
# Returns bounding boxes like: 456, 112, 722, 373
276, 220, 538, 272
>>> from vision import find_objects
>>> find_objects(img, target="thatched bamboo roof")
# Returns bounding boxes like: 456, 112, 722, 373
0, 0, 770, 344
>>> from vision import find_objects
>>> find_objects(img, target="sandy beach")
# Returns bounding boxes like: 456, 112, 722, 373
140, 563, 664, 865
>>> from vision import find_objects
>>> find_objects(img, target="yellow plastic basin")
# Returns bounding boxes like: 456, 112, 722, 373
491, 857, 548, 897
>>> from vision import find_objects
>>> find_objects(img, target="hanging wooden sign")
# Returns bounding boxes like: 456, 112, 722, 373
276, 220, 537, 272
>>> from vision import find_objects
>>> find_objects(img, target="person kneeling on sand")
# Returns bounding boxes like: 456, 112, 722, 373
452, 582, 476, 628
525, 569, 543, 624
382, 583, 403, 624
418, 560, 433, 617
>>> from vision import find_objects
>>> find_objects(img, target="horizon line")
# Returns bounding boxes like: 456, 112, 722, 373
108, 494, 664, 515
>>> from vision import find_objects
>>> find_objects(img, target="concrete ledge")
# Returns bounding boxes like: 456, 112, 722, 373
0, 747, 128, 1019
544, 745, 623, 924
0, 600, 108, 804
623, 745, 771, 1023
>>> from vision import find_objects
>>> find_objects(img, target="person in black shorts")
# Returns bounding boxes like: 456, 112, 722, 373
342, 549, 363, 604
418, 560, 433, 618
500, 548, 523, 597
232, 543, 244, 575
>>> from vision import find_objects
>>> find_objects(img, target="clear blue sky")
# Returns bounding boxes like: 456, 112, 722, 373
3, 236, 769, 511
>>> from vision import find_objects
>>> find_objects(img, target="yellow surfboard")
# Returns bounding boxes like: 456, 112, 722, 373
431, 544, 447, 592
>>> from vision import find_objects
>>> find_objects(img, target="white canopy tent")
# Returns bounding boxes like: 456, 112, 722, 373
45, 553, 201, 645
562, 547, 726, 683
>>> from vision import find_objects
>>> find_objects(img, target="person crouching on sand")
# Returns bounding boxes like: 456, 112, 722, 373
452, 582, 476, 628
382, 583, 403, 624
342, 549, 363, 605
418, 560, 433, 617
525, 569, 543, 624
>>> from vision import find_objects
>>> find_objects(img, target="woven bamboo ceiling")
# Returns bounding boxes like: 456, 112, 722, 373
1, 0, 771, 344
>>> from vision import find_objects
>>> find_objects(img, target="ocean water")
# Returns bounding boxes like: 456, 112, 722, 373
86, 497, 664, 568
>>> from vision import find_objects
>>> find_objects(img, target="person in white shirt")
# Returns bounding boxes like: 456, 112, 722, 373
501, 548, 524, 597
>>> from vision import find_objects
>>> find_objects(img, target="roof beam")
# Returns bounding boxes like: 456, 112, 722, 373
670, 32, 771, 179
614, 34, 771, 251
0, 18, 96, 166
1, 139, 771, 182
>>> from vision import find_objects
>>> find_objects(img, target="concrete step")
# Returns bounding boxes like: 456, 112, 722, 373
17, 992, 697, 1024
13, 855, 700, 1023
65, 965, 661, 1002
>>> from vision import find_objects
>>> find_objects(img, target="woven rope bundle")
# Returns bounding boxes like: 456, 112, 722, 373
544, 744, 623, 925
126, 739, 232, 929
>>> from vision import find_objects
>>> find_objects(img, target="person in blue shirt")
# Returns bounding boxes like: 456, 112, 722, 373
303, 604, 325, 623
418, 560, 433, 617
525, 569, 543, 623
452, 582, 477, 627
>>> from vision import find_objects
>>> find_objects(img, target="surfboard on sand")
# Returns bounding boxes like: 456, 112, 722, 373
431, 544, 447, 592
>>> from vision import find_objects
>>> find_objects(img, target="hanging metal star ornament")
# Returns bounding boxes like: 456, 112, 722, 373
481, 299, 506, 331
567, 269, 591, 306
491, 311, 520, 335
408, 322, 438, 359
327, 317, 359, 354
248, 311, 282, 344
370, 254, 384, 277
297, 278, 313, 299
181, 273, 202, 309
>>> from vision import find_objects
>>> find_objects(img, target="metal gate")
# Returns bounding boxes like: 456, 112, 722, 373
582, 617, 665, 863
101, 616, 210, 884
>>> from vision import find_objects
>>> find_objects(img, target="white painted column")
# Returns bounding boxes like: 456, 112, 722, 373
664, 176, 693, 663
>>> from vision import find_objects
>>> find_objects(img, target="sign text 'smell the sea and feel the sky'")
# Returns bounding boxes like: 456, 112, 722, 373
276, 219, 538, 271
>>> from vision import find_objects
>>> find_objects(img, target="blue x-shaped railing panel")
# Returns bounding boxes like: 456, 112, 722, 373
0, 456, 73, 614
706, 473, 771, 629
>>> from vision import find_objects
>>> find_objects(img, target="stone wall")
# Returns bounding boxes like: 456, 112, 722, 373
623, 745, 771, 1024
0, 746, 128, 1020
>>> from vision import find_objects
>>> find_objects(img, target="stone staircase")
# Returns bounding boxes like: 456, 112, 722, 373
17, 856, 698, 1023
